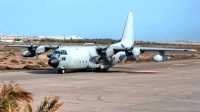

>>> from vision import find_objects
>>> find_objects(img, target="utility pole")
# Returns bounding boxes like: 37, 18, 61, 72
166, 37, 168, 44
64, 35, 65, 42
0, 30, 2, 38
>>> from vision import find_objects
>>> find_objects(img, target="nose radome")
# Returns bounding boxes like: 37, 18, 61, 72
48, 57, 59, 68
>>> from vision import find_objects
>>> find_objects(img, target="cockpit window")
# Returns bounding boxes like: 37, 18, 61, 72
61, 50, 67, 55
55, 51, 60, 54
55, 50, 67, 55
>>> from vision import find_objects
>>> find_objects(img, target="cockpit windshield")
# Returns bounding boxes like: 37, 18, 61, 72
54, 50, 67, 55
55, 51, 60, 54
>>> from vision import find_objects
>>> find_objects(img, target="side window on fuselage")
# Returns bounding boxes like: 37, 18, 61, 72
62, 57, 66, 60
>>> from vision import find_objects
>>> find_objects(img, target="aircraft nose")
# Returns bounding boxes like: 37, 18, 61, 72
48, 57, 59, 68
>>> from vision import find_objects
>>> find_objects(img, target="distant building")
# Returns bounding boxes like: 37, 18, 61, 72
135, 40, 144, 43
38, 35, 83, 40
176, 40, 185, 42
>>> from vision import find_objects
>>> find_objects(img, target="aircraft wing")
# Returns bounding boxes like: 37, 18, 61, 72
4, 44, 58, 49
110, 46, 196, 53
4, 44, 33, 47
140, 47, 196, 52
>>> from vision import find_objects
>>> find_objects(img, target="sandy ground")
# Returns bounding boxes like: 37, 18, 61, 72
0, 59, 200, 111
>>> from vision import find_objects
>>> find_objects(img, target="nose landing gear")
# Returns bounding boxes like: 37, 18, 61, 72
58, 69, 65, 74
96, 68, 108, 72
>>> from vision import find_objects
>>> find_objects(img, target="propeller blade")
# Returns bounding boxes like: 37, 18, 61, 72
49, 44, 53, 48
58, 42, 62, 46
121, 44, 126, 49
37, 41, 41, 47
106, 44, 110, 49
96, 43, 100, 48
106, 55, 111, 62
35, 53, 39, 59
133, 55, 139, 60
28, 40, 32, 46
122, 56, 127, 63
95, 55, 101, 61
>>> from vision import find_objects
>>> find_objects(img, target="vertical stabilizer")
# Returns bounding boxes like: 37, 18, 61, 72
112, 12, 134, 47
121, 12, 134, 46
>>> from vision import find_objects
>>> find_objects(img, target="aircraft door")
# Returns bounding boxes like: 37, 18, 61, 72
77, 49, 89, 68
59, 50, 69, 69
70, 48, 79, 69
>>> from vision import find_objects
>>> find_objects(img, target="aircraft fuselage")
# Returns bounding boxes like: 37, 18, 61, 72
48, 46, 121, 71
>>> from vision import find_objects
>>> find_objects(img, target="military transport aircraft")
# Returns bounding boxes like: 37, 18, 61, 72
5, 12, 196, 74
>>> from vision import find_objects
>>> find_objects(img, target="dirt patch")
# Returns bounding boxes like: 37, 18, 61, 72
0, 66, 11, 70
37, 62, 50, 67
11, 59, 19, 64
20, 60, 26, 64
27, 61, 33, 64
23, 65, 40, 70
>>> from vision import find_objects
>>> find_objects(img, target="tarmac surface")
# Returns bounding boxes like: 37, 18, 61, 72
1, 59, 200, 112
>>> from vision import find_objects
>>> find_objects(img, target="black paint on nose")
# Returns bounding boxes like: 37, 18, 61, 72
48, 57, 59, 68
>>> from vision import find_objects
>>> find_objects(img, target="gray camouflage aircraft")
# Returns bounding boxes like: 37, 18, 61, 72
6, 12, 196, 74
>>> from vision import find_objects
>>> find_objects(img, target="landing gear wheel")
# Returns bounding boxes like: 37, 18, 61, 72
96, 68, 108, 72
58, 69, 65, 74
102, 69, 108, 72
96, 68, 101, 72
78, 69, 87, 72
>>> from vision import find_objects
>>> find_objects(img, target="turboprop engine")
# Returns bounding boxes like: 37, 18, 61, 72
21, 51, 35, 57
47, 52, 53, 58
95, 44, 114, 62
21, 46, 46, 57
153, 54, 170, 62
21, 41, 46, 58
120, 44, 141, 62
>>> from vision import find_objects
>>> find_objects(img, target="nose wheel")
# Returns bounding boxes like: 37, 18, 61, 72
58, 69, 65, 74
96, 68, 108, 72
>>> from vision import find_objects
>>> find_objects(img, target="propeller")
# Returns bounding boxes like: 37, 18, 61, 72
95, 44, 111, 62
27, 40, 41, 59
49, 42, 62, 50
121, 43, 139, 62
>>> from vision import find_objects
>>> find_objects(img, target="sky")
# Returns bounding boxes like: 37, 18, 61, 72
0, 0, 200, 41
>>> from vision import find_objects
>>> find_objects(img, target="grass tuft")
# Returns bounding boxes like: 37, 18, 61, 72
36, 95, 64, 112
0, 81, 34, 112
8, 51, 16, 56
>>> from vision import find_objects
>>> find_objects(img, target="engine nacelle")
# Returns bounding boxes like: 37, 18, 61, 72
106, 48, 114, 57
21, 51, 35, 57
132, 47, 141, 56
35, 46, 46, 54
47, 52, 53, 58
119, 55, 140, 61
153, 54, 170, 62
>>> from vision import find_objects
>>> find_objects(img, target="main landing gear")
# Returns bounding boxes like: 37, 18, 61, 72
96, 68, 108, 72
58, 69, 65, 74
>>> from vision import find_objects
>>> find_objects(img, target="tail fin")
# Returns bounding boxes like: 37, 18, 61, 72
112, 12, 134, 47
